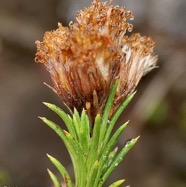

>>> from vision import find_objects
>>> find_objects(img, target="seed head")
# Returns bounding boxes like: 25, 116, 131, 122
35, 0, 158, 121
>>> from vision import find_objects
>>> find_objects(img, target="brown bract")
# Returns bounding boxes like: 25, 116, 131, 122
35, 0, 158, 122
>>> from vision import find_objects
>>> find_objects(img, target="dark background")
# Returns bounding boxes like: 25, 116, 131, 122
0, 0, 186, 186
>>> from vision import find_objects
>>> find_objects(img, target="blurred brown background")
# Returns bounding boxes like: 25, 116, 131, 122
0, 0, 186, 186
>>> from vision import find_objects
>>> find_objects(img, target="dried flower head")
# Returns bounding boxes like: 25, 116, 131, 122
35, 0, 158, 122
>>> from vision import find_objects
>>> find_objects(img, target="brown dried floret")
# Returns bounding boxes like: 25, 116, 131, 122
36, 24, 121, 122
111, 33, 158, 115
35, 0, 158, 122
75, 0, 133, 46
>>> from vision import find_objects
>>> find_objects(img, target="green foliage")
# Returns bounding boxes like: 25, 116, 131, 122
47, 154, 73, 187
108, 180, 125, 187
40, 82, 138, 187
0, 169, 10, 184
47, 169, 61, 187
148, 100, 168, 125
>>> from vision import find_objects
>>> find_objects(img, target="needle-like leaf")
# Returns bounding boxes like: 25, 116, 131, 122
47, 154, 73, 187
103, 92, 136, 148
108, 179, 125, 187
99, 81, 118, 148
99, 137, 140, 186
43, 102, 76, 139
47, 169, 61, 187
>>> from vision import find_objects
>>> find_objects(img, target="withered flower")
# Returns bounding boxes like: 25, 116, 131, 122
35, 0, 158, 122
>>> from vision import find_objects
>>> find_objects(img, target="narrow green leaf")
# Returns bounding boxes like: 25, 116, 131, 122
86, 114, 101, 172
99, 81, 118, 147
72, 108, 81, 141
102, 80, 119, 125
74, 108, 81, 123
43, 102, 77, 139
108, 179, 125, 187
65, 131, 87, 187
47, 169, 61, 187
103, 92, 136, 148
39, 117, 84, 187
79, 109, 90, 153
47, 154, 73, 187
86, 160, 99, 187
93, 122, 128, 187
103, 147, 118, 172
104, 122, 129, 156
100, 137, 139, 186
